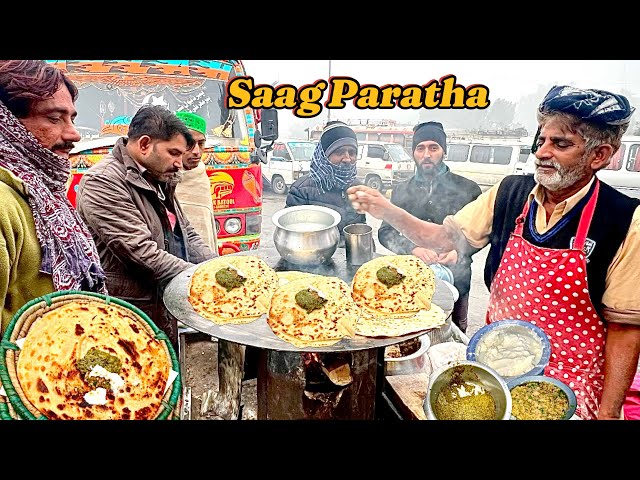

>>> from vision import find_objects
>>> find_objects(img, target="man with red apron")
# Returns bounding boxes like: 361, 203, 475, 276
486, 180, 604, 419
348, 85, 640, 419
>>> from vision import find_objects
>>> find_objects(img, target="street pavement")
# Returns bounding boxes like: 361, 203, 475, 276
260, 189, 490, 338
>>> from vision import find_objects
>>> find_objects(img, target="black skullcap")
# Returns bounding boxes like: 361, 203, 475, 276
320, 121, 357, 157
412, 121, 447, 153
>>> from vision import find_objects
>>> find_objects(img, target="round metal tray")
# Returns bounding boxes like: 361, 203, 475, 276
163, 248, 454, 352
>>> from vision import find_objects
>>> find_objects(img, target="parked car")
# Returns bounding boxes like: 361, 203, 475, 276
355, 141, 415, 192
262, 138, 316, 194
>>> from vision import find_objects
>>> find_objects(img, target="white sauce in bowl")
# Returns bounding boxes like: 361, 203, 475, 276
476, 329, 543, 377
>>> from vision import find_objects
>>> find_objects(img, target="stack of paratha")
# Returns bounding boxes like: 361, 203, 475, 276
188, 255, 280, 324
267, 276, 359, 348
351, 255, 446, 337
16, 300, 172, 420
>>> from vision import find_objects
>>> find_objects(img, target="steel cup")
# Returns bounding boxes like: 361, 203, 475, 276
343, 223, 374, 266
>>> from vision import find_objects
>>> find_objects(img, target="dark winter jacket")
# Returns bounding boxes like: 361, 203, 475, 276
285, 174, 366, 243
378, 164, 482, 296
76, 138, 215, 347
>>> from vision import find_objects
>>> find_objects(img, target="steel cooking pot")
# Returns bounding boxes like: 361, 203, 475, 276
272, 205, 341, 265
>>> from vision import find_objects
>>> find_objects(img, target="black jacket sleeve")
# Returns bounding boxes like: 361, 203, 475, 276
377, 185, 417, 255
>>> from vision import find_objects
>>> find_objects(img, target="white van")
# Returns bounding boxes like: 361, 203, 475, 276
356, 141, 415, 192
517, 135, 640, 199
446, 138, 532, 190
262, 138, 316, 194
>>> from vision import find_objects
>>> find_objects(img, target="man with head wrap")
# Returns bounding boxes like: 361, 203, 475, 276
286, 121, 366, 246
0, 60, 107, 335
377, 121, 482, 333
348, 85, 640, 420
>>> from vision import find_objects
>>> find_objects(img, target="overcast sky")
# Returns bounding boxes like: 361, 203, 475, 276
242, 60, 640, 132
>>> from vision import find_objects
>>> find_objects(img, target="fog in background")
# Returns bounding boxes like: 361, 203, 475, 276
243, 60, 640, 139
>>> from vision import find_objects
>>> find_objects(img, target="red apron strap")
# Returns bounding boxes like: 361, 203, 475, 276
513, 198, 531, 235
573, 179, 600, 251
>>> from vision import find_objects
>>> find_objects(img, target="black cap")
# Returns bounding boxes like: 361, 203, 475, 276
320, 121, 357, 156
412, 121, 447, 153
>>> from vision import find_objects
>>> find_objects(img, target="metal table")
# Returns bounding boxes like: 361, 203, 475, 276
164, 247, 454, 352
163, 247, 454, 419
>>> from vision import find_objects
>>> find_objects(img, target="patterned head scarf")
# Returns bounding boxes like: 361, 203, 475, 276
539, 85, 635, 126
309, 141, 357, 194
533, 85, 635, 152
0, 101, 107, 293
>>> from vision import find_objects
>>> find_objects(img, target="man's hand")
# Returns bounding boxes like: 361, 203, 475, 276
412, 247, 439, 264
347, 185, 391, 219
437, 249, 458, 266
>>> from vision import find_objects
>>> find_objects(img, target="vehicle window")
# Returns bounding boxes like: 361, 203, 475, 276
272, 143, 290, 161
470, 146, 492, 164
606, 144, 625, 171
518, 146, 531, 163
627, 144, 640, 173
385, 143, 412, 162
447, 144, 470, 162
287, 141, 315, 161
493, 146, 513, 165
368, 145, 386, 159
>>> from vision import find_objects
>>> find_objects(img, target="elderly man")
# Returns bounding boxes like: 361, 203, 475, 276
348, 85, 640, 420
0, 60, 106, 334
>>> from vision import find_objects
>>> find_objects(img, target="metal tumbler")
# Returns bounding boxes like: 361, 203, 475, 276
343, 223, 374, 266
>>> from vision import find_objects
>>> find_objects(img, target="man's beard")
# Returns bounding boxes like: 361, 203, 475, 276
534, 153, 590, 191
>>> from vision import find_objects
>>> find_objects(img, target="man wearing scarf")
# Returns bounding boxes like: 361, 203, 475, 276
348, 85, 640, 420
286, 121, 366, 246
0, 60, 106, 335
378, 121, 482, 333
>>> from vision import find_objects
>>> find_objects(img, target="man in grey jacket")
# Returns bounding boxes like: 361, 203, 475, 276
76, 105, 215, 350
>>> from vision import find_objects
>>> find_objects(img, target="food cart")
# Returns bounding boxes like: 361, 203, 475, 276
164, 246, 461, 420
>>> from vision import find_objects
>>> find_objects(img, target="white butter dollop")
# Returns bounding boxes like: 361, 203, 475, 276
84, 387, 107, 405
88, 364, 125, 393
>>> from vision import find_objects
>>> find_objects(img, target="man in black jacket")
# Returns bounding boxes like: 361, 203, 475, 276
286, 121, 366, 247
378, 121, 481, 333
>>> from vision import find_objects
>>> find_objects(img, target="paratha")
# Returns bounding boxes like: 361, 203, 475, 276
276, 270, 319, 287
188, 255, 279, 324
16, 300, 171, 420
355, 304, 446, 338
352, 255, 436, 315
267, 276, 359, 348
351, 255, 445, 337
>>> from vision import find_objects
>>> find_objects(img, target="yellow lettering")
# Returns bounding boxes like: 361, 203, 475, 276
378, 85, 403, 108
252, 85, 274, 108
294, 80, 327, 118
422, 81, 441, 108
439, 75, 466, 108
397, 86, 423, 108
326, 77, 359, 107
226, 77, 253, 108
273, 85, 298, 108
354, 86, 382, 108
466, 86, 490, 108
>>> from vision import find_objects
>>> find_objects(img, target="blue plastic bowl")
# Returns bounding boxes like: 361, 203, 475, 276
466, 319, 551, 382
507, 375, 577, 420
429, 263, 455, 285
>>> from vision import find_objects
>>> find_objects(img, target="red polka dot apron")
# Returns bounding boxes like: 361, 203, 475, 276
486, 181, 605, 420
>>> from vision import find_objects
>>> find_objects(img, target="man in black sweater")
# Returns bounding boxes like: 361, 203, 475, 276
378, 121, 481, 333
